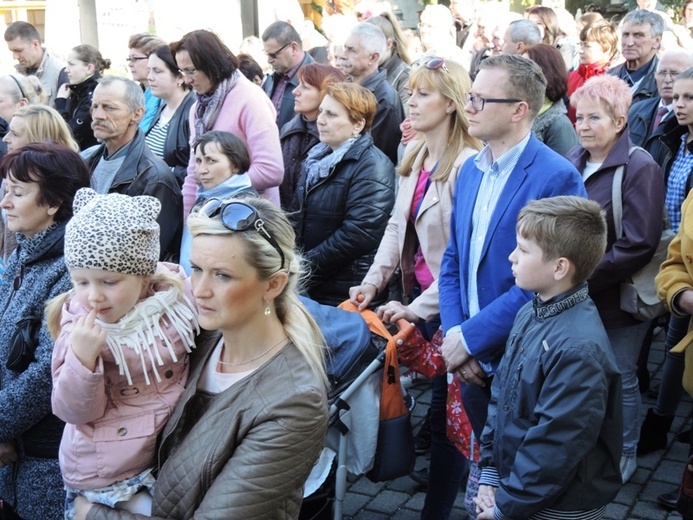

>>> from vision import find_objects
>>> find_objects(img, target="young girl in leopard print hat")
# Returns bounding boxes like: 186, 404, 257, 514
46, 188, 199, 518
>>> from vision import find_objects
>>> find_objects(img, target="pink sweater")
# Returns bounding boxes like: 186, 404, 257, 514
183, 74, 283, 214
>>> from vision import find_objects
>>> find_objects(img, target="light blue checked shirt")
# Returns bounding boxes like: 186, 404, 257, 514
448, 133, 531, 373
665, 133, 693, 233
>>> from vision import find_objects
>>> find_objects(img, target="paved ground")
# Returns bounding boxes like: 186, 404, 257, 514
339, 327, 693, 519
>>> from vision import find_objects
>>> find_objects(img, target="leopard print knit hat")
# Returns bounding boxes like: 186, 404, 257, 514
65, 188, 161, 276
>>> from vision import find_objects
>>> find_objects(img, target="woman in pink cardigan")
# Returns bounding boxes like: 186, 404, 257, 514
171, 30, 283, 213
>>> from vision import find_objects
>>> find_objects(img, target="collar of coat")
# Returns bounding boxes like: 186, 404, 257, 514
533, 282, 589, 321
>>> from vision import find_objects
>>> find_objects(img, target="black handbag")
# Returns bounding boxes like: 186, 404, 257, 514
6, 316, 41, 373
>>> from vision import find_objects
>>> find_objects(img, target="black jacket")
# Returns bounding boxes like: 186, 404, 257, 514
84, 130, 183, 261
279, 114, 319, 210
54, 74, 100, 150
360, 69, 404, 165
656, 115, 693, 195
145, 91, 195, 187
608, 55, 659, 105
263, 52, 314, 129
480, 284, 622, 519
289, 132, 395, 305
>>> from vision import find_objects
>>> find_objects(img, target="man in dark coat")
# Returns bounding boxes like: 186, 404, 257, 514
608, 10, 664, 105
82, 76, 182, 260
340, 23, 404, 165
262, 21, 315, 129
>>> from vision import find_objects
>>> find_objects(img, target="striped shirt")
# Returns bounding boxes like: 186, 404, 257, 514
665, 133, 693, 233
144, 117, 170, 160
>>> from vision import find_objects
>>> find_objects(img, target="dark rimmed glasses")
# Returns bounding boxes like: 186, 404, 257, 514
199, 199, 286, 271
465, 93, 522, 111
264, 42, 291, 60
424, 57, 449, 74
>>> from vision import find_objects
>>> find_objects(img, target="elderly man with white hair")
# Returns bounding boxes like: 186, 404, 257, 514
340, 22, 404, 165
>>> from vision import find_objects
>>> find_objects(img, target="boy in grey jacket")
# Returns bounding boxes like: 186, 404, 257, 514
474, 196, 623, 520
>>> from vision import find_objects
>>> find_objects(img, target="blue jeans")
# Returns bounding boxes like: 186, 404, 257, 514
607, 322, 651, 457
421, 375, 467, 520
655, 314, 688, 416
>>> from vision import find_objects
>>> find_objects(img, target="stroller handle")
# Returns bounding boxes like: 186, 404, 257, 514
355, 293, 417, 346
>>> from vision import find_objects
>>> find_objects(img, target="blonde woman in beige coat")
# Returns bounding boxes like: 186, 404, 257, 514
349, 57, 482, 518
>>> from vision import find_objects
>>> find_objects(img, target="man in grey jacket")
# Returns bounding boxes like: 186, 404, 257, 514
4, 21, 66, 106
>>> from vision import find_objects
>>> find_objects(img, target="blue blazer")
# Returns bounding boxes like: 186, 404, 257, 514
439, 134, 587, 368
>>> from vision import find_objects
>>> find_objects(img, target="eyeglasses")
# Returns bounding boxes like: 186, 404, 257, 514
199, 199, 286, 271
424, 57, 449, 74
178, 68, 198, 77
465, 93, 522, 111
126, 56, 148, 64
656, 70, 681, 79
264, 42, 291, 60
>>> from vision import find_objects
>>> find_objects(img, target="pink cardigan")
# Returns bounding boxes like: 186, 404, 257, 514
183, 74, 283, 214
362, 144, 477, 321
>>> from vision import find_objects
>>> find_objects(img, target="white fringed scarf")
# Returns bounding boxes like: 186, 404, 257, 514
96, 287, 199, 386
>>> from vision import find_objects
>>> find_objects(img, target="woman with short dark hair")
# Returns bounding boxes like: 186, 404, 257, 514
170, 29, 283, 212
0, 142, 91, 519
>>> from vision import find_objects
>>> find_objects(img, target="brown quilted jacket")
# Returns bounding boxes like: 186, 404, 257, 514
87, 329, 329, 519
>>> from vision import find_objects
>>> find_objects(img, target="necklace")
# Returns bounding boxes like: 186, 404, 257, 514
217, 336, 288, 366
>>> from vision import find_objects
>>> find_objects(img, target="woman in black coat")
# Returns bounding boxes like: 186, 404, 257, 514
289, 82, 395, 306
145, 45, 195, 188
279, 63, 345, 210
55, 44, 110, 150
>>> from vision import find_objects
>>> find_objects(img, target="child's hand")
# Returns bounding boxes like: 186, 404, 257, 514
73, 496, 93, 520
474, 484, 497, 517
0, 441, 17, 467
70, 309, 107, 372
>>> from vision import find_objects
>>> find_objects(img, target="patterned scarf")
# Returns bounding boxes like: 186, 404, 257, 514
193, 70, 240, 141
303, 137, 357, 189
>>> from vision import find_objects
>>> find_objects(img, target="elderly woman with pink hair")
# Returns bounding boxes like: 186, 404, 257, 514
566, 74, 664, 484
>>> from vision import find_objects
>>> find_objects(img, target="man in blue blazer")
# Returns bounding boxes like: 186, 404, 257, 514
439, 54, 587, 439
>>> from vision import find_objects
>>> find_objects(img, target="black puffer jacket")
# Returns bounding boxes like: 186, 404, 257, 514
279, 115, 319, 210
289, 132, 395, 305
54, 74, 100, 150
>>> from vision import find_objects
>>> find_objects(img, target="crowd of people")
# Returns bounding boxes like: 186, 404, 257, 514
0, 0, 693, 518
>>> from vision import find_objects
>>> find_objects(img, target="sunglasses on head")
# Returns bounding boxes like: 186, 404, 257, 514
424, 57, 449, 74
199, 199, 286, 271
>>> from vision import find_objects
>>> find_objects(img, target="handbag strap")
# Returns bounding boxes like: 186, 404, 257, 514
611, 146, 646, 239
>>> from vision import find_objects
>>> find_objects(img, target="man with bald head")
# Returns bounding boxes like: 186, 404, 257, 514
628, 48, 693, 154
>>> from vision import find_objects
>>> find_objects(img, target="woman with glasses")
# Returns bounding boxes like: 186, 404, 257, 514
0, 74, 46, 158
567, 74, 664, 484
289, 82, 395, 306
171, 30, 283, 213
279, 63, 345, 209
524, 44, 578, 156
144, 45, 195, 187
127, 33, 166, 132
55, 44, 110, 150
350, 57, 482, 520
74, 197, 328, 520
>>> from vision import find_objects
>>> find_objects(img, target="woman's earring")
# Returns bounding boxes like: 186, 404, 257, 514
264, 299, 271, 316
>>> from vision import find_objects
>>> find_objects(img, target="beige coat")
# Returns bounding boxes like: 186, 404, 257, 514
362, 144, 477, 322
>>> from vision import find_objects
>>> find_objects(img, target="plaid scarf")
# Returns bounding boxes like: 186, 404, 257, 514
193, 70, 240, 141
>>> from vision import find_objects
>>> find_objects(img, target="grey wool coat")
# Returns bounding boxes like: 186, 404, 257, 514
0, 221, 71, 519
